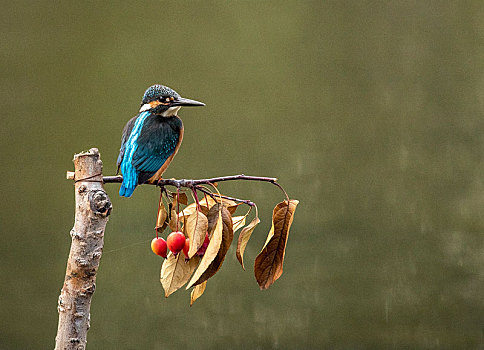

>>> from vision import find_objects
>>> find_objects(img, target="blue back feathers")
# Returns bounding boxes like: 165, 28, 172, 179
119, 112, 150, 197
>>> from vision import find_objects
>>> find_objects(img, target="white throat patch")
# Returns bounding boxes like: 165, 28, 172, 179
161, 106, 181, 117
139, 103, 152, 112
138, 104, 181, 117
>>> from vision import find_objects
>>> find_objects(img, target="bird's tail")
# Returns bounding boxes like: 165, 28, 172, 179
119, 166, 138, 197
119, 184, 135, 197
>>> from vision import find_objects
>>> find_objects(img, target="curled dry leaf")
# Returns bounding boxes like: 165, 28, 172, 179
226, 203, 241, 215
232, 216, 247, 232
168, 204, 178, 232
178, 204, 196, 219
156, 202, 168, 233
254, 200, 298, 290
206, 203, 232, 236
177, 196, 236, 220
185, 210, 209, 258
236, 216, 260, 270
178, 199, 211, 220
198, 195, 218, 208
169, 192, 188, 205
186, 213, 223, 289
207, 195, 238, 211
193, 206, 234, 286
190, 280, 207, 306
160, 253, 200, 297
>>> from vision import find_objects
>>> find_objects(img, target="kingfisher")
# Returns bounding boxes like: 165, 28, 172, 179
117, 84, 204, 197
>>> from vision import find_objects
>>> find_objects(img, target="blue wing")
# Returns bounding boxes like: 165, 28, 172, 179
131, 137, 178, 183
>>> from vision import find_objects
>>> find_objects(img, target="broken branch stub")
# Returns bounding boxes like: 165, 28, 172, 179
55, 148, 112, 350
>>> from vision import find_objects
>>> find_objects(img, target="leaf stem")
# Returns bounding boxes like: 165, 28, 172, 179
192, 187, 201, 211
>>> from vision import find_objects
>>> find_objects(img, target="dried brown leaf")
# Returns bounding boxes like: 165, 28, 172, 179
185, 210, 209, 258
232, 216, 247, 232
178, 203, 197, 219
207, 195, 238, 208
199, 196, 218, 208
178, 199, 211, 219
191, 206, 234, 286
199, 205, 210, 216
168, 205, 178, 232
186, 213, 223, 289
190, 281, 207, 306
169, 192, 188, 205
236, 216, 260, 270
156, 202, 168, 233
179, 195, 236, 219
221, 198, 237, 206
160, 253, 200, 297
206, 203, 231, 236
206, 204, 219, 236
226, 203, 241, 215
254, 200, 298, 290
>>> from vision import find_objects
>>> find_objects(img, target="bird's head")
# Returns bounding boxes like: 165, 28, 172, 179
139, 84, 205, 117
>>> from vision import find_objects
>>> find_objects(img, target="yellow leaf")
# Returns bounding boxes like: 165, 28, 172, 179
186, 213, 223, 289
236, 216, 260, 270
190, 281, 207, 306
160, 253, 200, 297
232, 216, 247, 232
202, 196, 218, 208
178, 204, 195, 219
178, 197, 213, 219
185, 210, 209, 258
254, 200, 298, 290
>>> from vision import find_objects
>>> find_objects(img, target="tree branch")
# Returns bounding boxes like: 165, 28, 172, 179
92, 174, 287, 204
99, 174, 278, 186
90, 174, 289, 203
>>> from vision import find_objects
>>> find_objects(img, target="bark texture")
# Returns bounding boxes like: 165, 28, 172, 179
55, 148, 112, 350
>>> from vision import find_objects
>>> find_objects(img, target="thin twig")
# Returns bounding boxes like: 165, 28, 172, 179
194, 185, 255, 207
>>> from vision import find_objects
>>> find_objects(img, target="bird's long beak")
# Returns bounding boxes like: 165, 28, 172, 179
172, 97, 205, 107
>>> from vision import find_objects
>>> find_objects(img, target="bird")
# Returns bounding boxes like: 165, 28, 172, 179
117, 84, 204, 197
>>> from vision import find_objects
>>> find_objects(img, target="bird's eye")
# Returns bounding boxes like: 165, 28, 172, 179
165, 97, 170, 102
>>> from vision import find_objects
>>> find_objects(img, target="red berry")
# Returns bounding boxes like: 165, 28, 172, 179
167, 231, 186, 255
151, 238, 167, 258
183, 238, 190, 258
197, 233, 210, 256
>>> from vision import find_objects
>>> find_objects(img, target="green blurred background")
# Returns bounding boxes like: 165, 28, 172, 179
1, 1, 483, 349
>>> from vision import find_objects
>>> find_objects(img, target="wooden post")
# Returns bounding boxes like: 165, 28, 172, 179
55, 148, 112, 350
